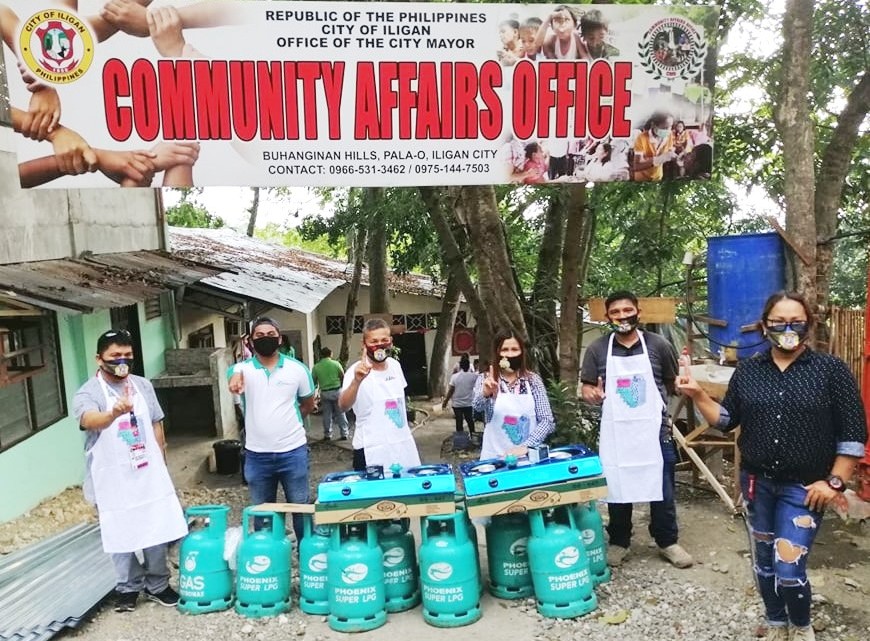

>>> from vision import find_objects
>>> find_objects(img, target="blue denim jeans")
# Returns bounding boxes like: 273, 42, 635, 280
245, 445, 310, 540
320, 389, 349, 438
740, 470, 823, 628
607, 438, 679, 548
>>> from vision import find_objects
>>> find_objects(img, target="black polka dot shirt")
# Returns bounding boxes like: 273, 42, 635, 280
718, 348, 867, 484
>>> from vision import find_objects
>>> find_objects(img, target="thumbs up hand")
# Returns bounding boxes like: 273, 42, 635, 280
582, 376, 606, 405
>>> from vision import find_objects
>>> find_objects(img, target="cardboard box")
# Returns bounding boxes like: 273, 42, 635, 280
464, 476, 608, 518
314, 497, 456, 524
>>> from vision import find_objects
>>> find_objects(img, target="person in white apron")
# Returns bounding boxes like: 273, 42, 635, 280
74, 329, 188, 612
472, 331, 554, 460
339, 318, 420, 472
581, 291, 693, 569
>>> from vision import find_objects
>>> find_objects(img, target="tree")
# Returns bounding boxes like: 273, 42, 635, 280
246, 186, 260, 237
164, 189, 224, 228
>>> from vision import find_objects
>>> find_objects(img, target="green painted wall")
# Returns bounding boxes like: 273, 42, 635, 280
0, 304, 175, 523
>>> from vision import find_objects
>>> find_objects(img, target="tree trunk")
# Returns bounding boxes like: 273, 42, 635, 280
245, 187, 260, 237
340, 223, 367, 365
559, 185, 594, 387
774, 1, 817, 309
419, 186, 490, 358
814, 71, 870, 346
461, 185, 527, 342
427, 270, 461, 399
366, 188, 390, 314
530, 196, 565, 382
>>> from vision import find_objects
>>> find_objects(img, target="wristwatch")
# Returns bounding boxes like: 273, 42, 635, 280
826, 475, 846, 492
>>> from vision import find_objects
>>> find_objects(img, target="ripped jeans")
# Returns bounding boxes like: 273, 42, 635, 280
740, 470, 823, 628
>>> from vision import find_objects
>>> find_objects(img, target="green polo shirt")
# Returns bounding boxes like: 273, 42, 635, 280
312, 357, 344, 391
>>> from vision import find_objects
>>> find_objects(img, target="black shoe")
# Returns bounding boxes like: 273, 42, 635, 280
114, 591, 139, 612
339, 435, 348, 441
144, 586, 179, 607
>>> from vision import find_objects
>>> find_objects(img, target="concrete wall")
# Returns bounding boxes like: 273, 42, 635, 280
0, 129, 164, 265
179, 307, 228, 349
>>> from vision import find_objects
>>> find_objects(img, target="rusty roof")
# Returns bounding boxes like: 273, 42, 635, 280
169, 228, 444, 314
0, 250, 220, 313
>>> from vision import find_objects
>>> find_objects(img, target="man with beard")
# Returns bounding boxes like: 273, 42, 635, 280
580, 291, 693, 569
74, 329, 187, 613
228, 317, 315, 539
339, 318, 421, 472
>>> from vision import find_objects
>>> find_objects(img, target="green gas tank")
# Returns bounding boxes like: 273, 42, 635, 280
234, 508, 291, 618
527, 507, 596, 619
378, 518, 420, 612
178, 505, 233, 614
327, 522, 387, 632
298, 514, 332, 615
455, 492, 483, 595
571, 501, 611, 586
419, 512, 482, 627
485, 512, 533, 599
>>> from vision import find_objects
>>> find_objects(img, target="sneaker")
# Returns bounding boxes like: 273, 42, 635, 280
114, 591, 139, 612
607, 545, 631, 567
789, 626, 815, 641
144, 586, 180, 607
659, 543, 694, 568
763, 625, 789, 641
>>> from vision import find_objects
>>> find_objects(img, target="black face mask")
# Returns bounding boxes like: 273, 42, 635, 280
252, 336, 280, 357
499, 355, 524, 372
101, 358, 132, 378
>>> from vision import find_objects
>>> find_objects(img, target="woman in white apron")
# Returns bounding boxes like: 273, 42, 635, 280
472, 332, 555, 460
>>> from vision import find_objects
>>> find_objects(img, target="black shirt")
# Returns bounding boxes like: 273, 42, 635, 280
720, 348, 867, 484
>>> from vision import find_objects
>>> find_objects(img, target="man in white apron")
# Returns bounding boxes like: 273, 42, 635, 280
74, 329, 188, 612
339, 318, 420, 472
581, 291, 693, 569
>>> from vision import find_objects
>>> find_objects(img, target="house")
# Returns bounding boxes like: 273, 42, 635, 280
0, 122, 216, 522
169, 226, 473, 399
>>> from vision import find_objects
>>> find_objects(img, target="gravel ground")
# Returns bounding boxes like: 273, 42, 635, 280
2, 415, 867, 641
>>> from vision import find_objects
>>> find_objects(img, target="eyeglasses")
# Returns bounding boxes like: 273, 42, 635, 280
100, 329, 132, 340
765, 321, 808, 333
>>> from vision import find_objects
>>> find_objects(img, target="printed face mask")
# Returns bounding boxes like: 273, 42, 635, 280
101, 359, 131, 378
252, 336, 280, 357
766, 322, 808, 352
499, 355, 523, 372
610, 315, 639, 334
366, 344, 392, 363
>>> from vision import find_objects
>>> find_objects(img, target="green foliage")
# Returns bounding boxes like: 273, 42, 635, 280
165, 200, 223, 229
256, 222, 345, 257
546, 380, 600, 449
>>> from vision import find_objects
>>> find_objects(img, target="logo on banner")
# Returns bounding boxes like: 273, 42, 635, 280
638, 17, 706, 82
19, 10, 94, 84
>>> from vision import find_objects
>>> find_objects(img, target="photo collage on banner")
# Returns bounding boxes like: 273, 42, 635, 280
0, 2, 719, 188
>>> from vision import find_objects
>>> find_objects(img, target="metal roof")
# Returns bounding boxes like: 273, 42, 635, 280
0, 523, 116, 641
170, 227, 445, 314
0, 250, 220, 313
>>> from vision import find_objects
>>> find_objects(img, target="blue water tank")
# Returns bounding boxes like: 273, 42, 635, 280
706, 233, 785, 359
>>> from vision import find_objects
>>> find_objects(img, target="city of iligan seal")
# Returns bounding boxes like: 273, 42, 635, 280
18, 8, 95, 84
637, 17, 707, 83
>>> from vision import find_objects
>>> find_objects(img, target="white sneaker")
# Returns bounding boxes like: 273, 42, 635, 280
763, 625, 788, 641
658, 543, 694, 568
789, 626, 815, 641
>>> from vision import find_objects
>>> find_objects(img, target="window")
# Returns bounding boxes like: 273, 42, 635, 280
326, 316, 345, 335
426, 314, 439, 330
454, 311, 468, 328
406, 313, 426, 332
144, 296, 162, 321
224, 318, 244, 340
188, 324, 215, 348
392, 314, 406, 327
0, 314, 66, 451
353, 315, 364, 334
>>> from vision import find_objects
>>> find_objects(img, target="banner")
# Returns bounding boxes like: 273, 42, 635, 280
2, 2, 719, 189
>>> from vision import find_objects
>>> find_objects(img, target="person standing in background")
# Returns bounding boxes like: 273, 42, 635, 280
312, 347, 349, 441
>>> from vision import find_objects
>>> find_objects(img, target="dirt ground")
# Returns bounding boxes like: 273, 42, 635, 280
2, 412, 867, 640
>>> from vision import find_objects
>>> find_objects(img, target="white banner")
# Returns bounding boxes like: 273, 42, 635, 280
2, 1, 719, 188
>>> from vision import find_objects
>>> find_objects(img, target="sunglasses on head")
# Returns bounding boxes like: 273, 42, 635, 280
765, 321, 808, 333
100, 329, 132, 340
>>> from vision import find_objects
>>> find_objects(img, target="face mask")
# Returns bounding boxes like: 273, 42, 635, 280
101, 359, 131, 378
366, 344, 392, 363
656, 128, 671, 139
610, 315, 639, 334
252, 336, 280, 357
766, 323, 808, 352
499, 355, 523, 372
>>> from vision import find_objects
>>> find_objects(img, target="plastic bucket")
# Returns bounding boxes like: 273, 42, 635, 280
213, 439, 242, 475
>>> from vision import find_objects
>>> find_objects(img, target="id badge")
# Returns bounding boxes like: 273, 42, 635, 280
129, 443, 149, 470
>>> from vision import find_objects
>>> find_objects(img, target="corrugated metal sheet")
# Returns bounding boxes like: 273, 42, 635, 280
0, 250, 220, 313
170, 227, 444, 313
0, 523, 115, 641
